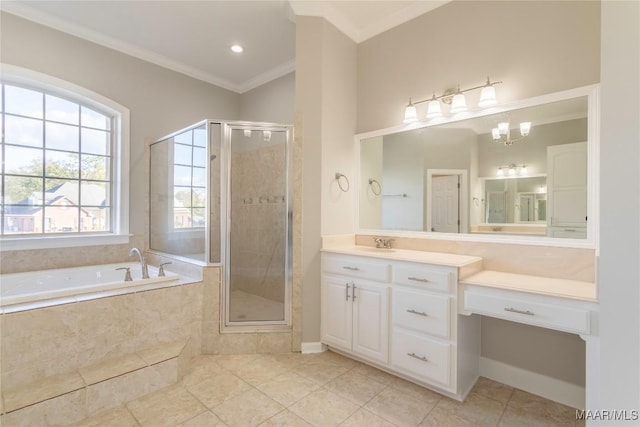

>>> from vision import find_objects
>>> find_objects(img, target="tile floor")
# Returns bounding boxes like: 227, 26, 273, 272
228, 290, 284, 322
73, 350, 583, 427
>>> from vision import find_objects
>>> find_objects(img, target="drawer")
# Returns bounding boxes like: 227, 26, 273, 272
391, 328, 451, 387
393, 287, 450, 338
393, 264, 452, 293
464, 289, 590, 334
323, 255, 391, 283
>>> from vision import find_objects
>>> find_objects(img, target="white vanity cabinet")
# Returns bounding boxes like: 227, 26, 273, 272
321, 250, 482, 400
390, 263, 457, 390
321, 254, 390, 364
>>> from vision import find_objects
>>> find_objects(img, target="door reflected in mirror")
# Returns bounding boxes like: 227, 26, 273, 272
359, 88, 594, 240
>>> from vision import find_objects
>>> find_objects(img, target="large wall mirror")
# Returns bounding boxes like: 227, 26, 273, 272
358, 85, 598, 245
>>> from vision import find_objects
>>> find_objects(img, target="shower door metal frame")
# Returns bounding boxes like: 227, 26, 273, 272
220, 122, 293, 331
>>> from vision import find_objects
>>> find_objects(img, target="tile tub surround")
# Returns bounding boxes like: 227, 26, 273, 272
0, 281, 204, 392
0, 234, 146, 275
70, 351, 582, 427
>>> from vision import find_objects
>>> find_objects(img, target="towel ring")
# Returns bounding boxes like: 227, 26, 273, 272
335, 173, 350, 192
368, 179, 381, 196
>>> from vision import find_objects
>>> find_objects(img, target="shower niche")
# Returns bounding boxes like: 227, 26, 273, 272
150, 121, 293, 328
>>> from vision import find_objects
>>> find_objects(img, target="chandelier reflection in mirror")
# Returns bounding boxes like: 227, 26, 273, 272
403, 77, 502, 123
492, 120, 532, 146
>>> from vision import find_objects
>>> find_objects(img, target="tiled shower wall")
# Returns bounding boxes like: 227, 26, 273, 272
229, 144, 287, 303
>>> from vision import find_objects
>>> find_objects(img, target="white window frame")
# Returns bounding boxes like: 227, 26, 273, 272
0, 64, 130, 251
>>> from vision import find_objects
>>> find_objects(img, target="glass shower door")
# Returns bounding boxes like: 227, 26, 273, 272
226, 126, 290, 324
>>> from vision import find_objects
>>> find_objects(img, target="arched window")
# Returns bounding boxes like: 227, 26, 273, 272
1, 65, 129, 249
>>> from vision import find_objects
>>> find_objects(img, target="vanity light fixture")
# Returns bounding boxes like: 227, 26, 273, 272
496, 163, 527, 177
492, 120, 532, 146
230, 44, 244, 54
403, 77, 502, 123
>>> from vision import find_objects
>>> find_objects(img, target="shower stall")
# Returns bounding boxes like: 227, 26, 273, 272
150, 121, 292, 328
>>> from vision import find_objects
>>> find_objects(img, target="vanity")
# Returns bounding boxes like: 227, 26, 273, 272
321, 84, 601, 410
321, 240, 599, 408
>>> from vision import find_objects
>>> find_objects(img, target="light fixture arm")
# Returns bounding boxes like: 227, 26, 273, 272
409, 77, 502, 107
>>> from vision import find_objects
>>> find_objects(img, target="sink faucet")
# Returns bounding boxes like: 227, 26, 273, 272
374, 237, 394, 249
129, 247, 149, 279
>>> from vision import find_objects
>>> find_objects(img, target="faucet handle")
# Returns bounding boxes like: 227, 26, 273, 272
158, 262, 172, 277
373, 237, 384, 247
116, 267, 132, 282
384, 238, 394, 249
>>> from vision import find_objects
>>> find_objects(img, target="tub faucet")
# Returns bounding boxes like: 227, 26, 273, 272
129, 247, 149, 279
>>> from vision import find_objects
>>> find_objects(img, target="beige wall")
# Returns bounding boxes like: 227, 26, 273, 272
599, 0, 640, 410
357, 0, 600, 133
295, 16, 357, 343
240, 72, 295, 125
0, 12, 240, 273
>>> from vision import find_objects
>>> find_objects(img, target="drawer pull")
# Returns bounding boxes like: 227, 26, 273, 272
345, 283, 350, 301
343, 266, 360, 271
407, 352, 429, 362
408, 276, 430, 283
352, 284, 357, 301
406, 309, 428, 317
504, 307, 535, 316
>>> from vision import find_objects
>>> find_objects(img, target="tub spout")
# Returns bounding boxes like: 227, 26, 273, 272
129, 248, 149, 279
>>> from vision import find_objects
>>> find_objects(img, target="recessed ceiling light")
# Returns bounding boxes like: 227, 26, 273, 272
230, 44, 244, 54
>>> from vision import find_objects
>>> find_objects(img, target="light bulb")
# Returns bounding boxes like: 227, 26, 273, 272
497, 168, 504, 177
508, 167, 516, 176
498, 122, 509, 135
520, 122, 532, 136
521, 165, 527, 175
492, 128, 501, 140
243, 129, 252, 138
230, 44, 244, 54
478, 85, 497, 107
426, 100, 441, 118
403, 103, 418, 123
450, 93, 467, 113
263, 130, 271, 141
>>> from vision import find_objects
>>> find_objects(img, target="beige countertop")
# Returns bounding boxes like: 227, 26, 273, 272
460, 270, 597, 302
321, 245, 483, 268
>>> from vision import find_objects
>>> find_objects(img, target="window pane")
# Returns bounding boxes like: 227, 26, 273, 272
192, 208, 205, 227
193, 167, 206, 187
5, 145, 43, 176
46, 122, 79, 151
46, 95, 79, 125
174, 130, 192, 145
45, 179, 79, 205
5, 115, 43, 147
193, 147, 206, 167
44, 206, 79, 233
81, 181, 109, 206
4, 210, 41, 234
82, 207, 109, 232
174, 143, 192, 165
81, 128, 109, 155
5, 86, 43, 119
81, 106, 110, 130
193, 127, 207, 147
81, 154, 110, 181
174, 187, 191, 207
193, 187, 206, 208
173, 208, 190, 228
174, 166, 192, 186
45, 150, 79, 179
4, 176, 43, 205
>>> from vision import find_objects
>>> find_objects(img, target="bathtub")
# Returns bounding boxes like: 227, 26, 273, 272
0, 262, 179, 308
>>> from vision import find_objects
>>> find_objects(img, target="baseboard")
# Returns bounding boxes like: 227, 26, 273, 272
300, 342, 327, 354
480, 357, 585, 409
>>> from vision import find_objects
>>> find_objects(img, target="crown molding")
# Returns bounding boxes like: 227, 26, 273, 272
289, 0, 451, 43
238, 59, 296, 94
1, 1, 296, 94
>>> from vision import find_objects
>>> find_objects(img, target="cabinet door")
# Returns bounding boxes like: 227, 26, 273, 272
547, 142, 587, 228
352, 281, 389, 364
321, 276, 352, 351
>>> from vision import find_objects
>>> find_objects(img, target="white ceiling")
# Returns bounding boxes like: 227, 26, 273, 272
1, 0, 449, 93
